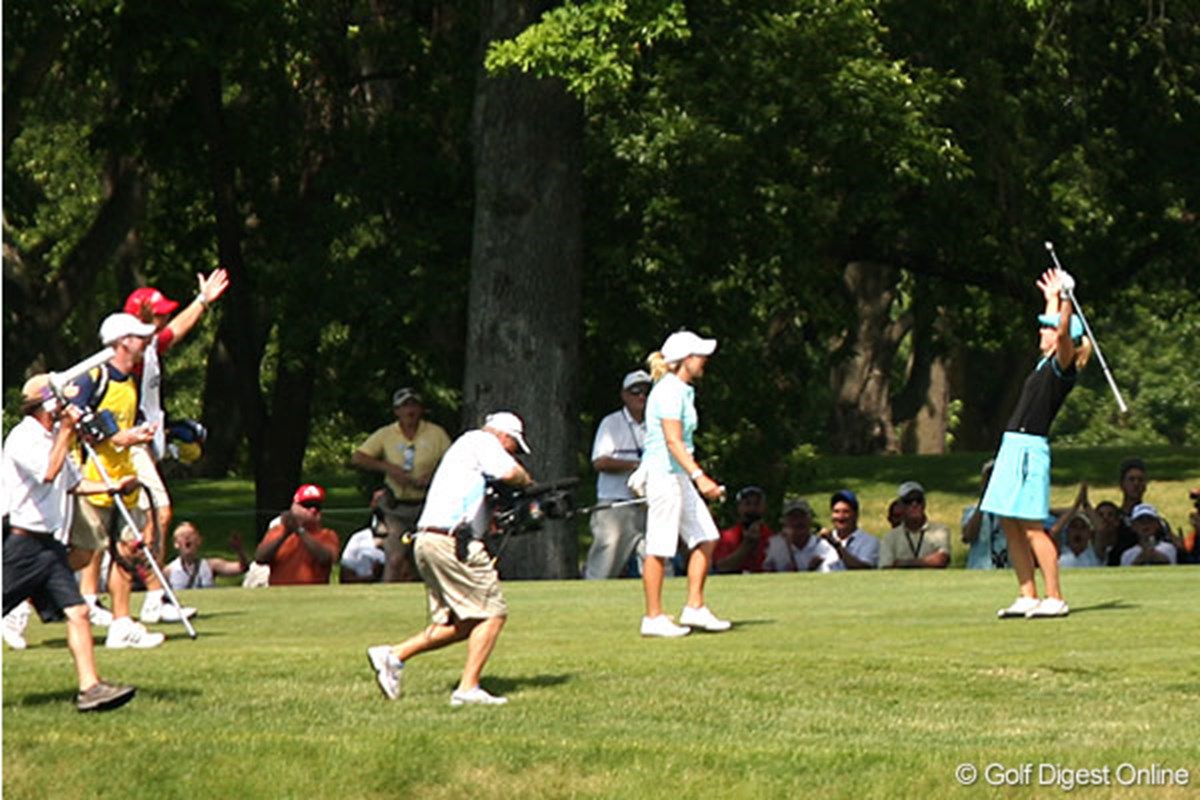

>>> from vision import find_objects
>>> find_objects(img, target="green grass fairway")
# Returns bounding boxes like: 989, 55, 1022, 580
4, 569, 1197, 799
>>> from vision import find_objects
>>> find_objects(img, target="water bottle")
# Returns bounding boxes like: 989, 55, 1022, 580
403, 444, 416, 471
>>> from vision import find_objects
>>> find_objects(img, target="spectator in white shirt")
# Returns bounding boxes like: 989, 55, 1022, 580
764, 498, 843, 573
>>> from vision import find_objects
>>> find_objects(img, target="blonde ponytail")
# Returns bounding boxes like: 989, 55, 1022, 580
1075, 337, 1093, 370
647, 351, 672, 382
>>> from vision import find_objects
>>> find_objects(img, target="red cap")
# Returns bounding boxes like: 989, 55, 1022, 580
292, 484, 326, 505
124, 287, 180, 317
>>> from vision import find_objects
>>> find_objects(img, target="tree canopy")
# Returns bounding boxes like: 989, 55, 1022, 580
5, 0, 1197, 525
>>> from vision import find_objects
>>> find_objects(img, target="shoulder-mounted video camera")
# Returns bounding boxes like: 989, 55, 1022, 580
488, 476, 579, 536
454, 477, 579, 562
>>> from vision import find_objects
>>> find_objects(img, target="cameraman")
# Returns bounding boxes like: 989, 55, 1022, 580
366, 412, 532, 708
3, 375, 137, 711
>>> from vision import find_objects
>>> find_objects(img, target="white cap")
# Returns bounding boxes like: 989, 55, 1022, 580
485, 411, 530, 454
622, 370, 652, 390
661, 330, 717, 363
1129, 503, 1159, 521
99, 312, 156, 345
897, 481, 926, 500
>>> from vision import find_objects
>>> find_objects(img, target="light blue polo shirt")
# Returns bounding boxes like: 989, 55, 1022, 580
642, 372, 697, 474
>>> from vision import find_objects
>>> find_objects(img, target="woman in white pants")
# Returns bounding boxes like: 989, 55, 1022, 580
637, 330, 730, 637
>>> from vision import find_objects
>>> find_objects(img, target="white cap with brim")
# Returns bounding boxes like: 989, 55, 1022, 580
99, 313, 156, 345
661, 330, 717, 364
486, 411, 531, 454
1130, 503, 1159, 521
622, 370, 652, 390
897, 480, 925, 500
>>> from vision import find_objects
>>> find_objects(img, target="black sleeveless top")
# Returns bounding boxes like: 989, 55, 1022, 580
1005, 357, 1077, 436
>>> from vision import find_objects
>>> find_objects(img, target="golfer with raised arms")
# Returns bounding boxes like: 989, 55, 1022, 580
982, 267, 1092, 619
638, 331, 730, 637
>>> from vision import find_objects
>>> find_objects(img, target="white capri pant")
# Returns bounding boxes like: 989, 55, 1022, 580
644, 471, 719, 558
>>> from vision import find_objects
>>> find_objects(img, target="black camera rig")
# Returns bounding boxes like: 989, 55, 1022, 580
454, 477, 579, 562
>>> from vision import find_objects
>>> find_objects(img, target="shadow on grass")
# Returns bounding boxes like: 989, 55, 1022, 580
474, 673, 574, 696
4, 685, 202, 709
1065, 598, 1136, 615
34, 630, 228, 650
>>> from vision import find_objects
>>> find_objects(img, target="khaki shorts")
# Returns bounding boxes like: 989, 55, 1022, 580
413, 533, 507, 624
131, 444, 170, 511
70, 497, 147, 552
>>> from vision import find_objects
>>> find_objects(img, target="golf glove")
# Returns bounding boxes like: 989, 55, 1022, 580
1058, 269, 1076, 296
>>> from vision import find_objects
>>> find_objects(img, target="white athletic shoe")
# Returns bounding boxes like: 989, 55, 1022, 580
997, 597, 1041, 619
640, 614, 690, 638
87, 600, 114, 628
450, 686, 508, 707
139, 597, 197, 625
105, 617, 165, 649
4, 602, 31, 650
367, 645, 403, 700
1026, 597, 1070, 618
679, 605, 732, 632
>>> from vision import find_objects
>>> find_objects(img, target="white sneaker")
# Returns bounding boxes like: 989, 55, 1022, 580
450, 686, 507, 707
997, 597, 1041, 619
140, 597, 197, 624
366, 645, 403, 700
148, 601, 197, 624
105, 617, 165, 649
679, 605, 732, 632
640, 614, 690, 638
4, 602, 31, 650
88, 600, 114, 628
1026, 597, 1070, 618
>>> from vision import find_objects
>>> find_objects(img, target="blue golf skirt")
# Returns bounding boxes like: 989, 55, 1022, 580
980, 431, 1051, 521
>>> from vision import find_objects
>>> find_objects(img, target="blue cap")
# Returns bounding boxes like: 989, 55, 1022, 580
1037, 313, 1084, 342
831, 489, 859, 512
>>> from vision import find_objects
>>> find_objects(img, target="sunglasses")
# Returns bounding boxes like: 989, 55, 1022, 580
625, 386, 650, 396
299, 502, 323, 512
902, 495, 925, 506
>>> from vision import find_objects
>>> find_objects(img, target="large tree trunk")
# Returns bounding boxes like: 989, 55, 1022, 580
191, 67, 267, 494
827, 262, 907, 454
465, 0, 584, 579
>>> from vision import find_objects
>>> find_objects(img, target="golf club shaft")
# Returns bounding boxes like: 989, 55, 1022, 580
79, 437, 198, 639
1044, 243, 1129, 414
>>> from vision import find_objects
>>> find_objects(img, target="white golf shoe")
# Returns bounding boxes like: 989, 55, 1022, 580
106, 617, 165, 649
640, 614, 690, 638
679, 605, 732, 632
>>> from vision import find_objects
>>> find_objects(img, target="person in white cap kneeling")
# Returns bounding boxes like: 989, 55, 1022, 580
366, 411, 533, 706
637, 330, 731, 637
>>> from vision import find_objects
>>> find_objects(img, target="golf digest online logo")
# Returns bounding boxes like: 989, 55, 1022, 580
955, 762, 1190, 791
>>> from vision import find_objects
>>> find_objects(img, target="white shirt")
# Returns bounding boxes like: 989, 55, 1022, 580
763, 534, 844, 573
416, 429, 520, 535
341, 528, 386, 578
1119, 541, 1177, 566
166, 557, 215, 590
591, 407, 645, 500
827, 527, 880, 568
140, 337, 167, 459
2, 416, 81, 542
1058, 548, 1102, 568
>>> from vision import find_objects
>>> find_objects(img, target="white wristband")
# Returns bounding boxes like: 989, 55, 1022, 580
689, 468, 703, 482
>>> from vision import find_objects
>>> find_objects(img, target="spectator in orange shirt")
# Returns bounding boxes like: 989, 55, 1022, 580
254, 484, 340, 585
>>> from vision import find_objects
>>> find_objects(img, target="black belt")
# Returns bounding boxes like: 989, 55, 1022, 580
10, 527, 55, 538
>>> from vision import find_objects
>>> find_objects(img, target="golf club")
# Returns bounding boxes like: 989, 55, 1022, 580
1044, 241, 1129, 414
